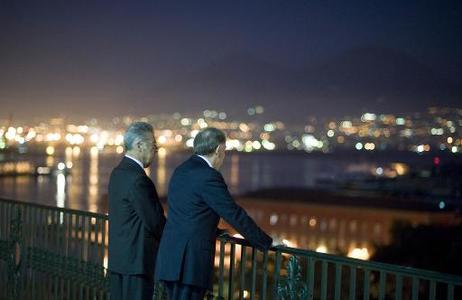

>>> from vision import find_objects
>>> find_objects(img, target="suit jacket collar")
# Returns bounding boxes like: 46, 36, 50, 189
195, 154, 213, 168
190, 154, 212, 168
119, 156, 146, 174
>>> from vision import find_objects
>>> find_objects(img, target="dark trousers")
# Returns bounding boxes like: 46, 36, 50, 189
110, 271, 154, 300
163, 281, 206, 300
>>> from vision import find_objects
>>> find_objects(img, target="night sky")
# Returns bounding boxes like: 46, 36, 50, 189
1, 1, 461, 122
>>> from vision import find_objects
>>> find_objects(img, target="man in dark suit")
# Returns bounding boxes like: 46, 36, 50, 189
108, 122, 166, 300
156, 127, 273, 300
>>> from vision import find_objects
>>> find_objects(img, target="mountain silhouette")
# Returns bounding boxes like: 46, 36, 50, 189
149, 47, 461, 122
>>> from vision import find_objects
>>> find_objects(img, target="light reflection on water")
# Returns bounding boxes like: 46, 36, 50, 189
56, 173, 65, 209
88, 147, 99, 212
156, 149, 167, 196
229, 153, 239, 194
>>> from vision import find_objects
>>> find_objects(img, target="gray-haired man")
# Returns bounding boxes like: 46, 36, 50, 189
156, 127, 272, 299
108, 121, 166, 300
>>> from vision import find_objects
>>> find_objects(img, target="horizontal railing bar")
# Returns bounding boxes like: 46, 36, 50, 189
0, 198, 108, 219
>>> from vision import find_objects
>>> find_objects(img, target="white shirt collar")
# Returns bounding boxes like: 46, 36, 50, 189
125, 154, 144, 170
196, 154, 213, 168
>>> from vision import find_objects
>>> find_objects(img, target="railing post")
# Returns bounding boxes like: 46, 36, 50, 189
273, 249, 282, 299
306, 257, 315, 300
228, 242, 236, 299
395, 274, 403, 300
238, 245, 247, 299
7, 204, 23, 300
447, 283, 454, 300
334, 263, 342, 300
250, 247, 257, 299
363, 269, 370, 300
427, 280, 436, 300
379, 271, 386, 300
217, 239, 226, 299
349, 267, 356, 300
320, 260, 328, 300
411, 277, 419, 300
261, 251, 269, 300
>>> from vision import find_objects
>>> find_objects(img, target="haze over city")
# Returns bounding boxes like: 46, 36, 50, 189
1, 1, 461, 121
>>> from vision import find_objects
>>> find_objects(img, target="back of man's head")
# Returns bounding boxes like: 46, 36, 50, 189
193, 127, 226, 155
123, 121, 153, 151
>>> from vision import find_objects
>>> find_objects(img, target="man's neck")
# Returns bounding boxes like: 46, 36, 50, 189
125, 153, 144, 169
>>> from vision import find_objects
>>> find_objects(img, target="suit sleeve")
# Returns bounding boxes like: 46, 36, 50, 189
201, 171, 272, 250
131, 175, 166, 240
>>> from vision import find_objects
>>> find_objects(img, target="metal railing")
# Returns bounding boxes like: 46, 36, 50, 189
0, 198, 110, 299
0, 198, 168, 300
1, 198, 462, 299
214, 235, 462, 299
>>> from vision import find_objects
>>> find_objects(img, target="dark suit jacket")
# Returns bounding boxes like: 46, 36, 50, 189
108, 156, 166, 277
155, 155, 272, 289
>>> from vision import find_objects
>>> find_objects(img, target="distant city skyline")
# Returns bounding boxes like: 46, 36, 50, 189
1, 1, 461, 121
1, 106, 460, 156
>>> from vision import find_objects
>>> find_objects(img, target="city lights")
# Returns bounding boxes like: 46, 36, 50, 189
261, 140, 276, 150
158, 135, 167, 144
57, 162, 65, 170
158, 147, 167, 157
185, 138, 194, 148
46, 146, 55, 156
364, 143, 375, 151
239, 123, 249, 132
190, 130, 199, 138
396, 118, 406, 125
0, 107, 459, 156
302, 135, 323, 152
347, 247, 370, 260
361, 113, 377, 122
327, 130, 335, 137
315, 245, 328, 253
264, 123, 275, 132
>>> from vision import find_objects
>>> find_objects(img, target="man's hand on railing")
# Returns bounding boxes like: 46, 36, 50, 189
217, 228, 230, 237
271, 236, 285, 247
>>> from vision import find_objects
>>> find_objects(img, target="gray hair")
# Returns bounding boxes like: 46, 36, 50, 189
193, 127, 226, 155
123, 122, 154, 151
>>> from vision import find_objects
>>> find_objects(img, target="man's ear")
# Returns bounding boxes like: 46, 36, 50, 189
217, 143, 226, 153
136, 139, 143, 150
